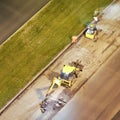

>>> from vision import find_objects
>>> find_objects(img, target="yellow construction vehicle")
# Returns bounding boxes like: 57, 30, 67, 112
40, 61, 84, 113
85, 23, 97, 40
46, 61, 84, 95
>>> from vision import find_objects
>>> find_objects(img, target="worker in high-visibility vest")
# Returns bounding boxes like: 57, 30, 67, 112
60, 64, 78, 80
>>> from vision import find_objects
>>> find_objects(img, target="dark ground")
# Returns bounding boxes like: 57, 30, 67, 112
0, 0, 50, 44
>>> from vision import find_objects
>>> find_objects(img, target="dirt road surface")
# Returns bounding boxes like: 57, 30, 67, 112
0, 0, 120, 120
53, 48, 120, 120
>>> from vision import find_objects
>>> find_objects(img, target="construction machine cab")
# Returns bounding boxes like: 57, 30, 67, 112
60, 64, 77, 80
60, 64, 81, 87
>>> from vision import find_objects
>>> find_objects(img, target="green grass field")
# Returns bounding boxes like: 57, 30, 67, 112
0, 0, 112, 109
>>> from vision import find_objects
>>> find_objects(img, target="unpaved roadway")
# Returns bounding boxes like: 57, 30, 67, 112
53, 47, 120, 120
0, 0, 120, 120
0, 0, 50, 44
